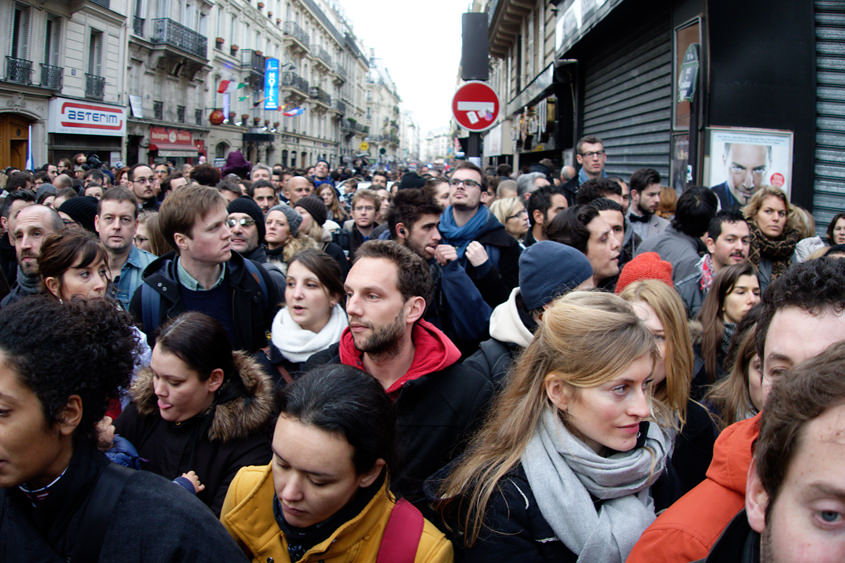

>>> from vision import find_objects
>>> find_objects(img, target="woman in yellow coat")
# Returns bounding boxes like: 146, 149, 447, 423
220, 365, 453, 563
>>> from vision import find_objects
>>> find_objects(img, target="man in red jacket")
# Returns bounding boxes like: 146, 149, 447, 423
305, 240, 494, 508
628, 257, 845, 563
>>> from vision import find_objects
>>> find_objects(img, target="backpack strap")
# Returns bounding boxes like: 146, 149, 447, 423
376, 498, 424, 563
70, 463, 134, 562
140, 281, 160, 337
242, 258, 269, 309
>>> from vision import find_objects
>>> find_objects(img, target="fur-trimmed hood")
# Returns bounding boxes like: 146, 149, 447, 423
131, 351, 275, 442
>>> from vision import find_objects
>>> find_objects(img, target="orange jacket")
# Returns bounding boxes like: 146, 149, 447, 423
626, 413, 760, 563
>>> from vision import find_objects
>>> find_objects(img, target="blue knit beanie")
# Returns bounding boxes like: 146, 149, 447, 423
519, 241, 593, 310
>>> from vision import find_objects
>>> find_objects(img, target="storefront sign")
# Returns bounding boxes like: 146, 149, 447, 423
48, 97, 126, 136
677, 44, 700, 103
150, 127, 197, 157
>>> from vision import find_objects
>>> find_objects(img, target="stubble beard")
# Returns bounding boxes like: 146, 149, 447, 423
353, 311, 405, 359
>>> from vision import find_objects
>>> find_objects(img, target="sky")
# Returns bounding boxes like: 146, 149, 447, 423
337, 0, 467, 135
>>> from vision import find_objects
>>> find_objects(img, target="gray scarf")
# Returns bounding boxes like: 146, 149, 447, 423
15, 266, 41, 296
521, 408, 671, 562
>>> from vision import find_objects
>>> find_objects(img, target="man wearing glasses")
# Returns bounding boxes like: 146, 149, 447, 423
561, 135, 608, 206
438, 161, 520, 308
131, 184, 281, 352
711, 143, 771, 211
227, 197, 286, 293
128, 164, 160, 212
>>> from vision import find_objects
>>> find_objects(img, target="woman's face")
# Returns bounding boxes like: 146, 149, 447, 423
549, 353, 654, 456
504, 203, 530, 238
833, 217, 845, 245
723, 274, 761, 325
434, 182, 450, 210
46, 254, 109, 301
134, 223, 152, 253
295, 206, 314, 232
747, 354, 764, 412
755, 195, 787, 238
150, 347, 221, 423
319, 187, 334, 208
272, 415, 382, 528
630, 301, 666, 386
0, 351, 74, 488
285, 261, 336, 333
265, 210, 291, 249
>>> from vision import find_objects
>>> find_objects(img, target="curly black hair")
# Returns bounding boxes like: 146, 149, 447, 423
756, 257, 845, 359
0, 296, 138, 440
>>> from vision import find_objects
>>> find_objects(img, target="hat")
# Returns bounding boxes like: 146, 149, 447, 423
519, 241, 593, 310
58, 196, 99, 233
614, 252, 674, 294
398, 172, 426, 190
294, 195, 328, 227
221, 150, 252, 178
227, 197, 265, 243
268, 204, 302, 237
35, 184, 57, 204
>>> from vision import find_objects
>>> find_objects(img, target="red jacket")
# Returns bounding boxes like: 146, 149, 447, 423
626, 413, 760, 563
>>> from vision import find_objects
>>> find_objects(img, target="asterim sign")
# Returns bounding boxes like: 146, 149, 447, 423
47, 97, 126, 136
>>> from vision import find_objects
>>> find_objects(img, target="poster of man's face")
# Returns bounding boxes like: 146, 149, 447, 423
707, 127, 793, 211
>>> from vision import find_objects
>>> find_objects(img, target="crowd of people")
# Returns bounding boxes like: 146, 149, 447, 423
0, 138, 843, 562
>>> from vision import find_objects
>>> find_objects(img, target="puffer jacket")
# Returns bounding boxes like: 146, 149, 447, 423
115, 352, 276, 515
220, 463, 453, 562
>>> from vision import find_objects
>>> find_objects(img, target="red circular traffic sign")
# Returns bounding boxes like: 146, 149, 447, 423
452, 81, 500, 132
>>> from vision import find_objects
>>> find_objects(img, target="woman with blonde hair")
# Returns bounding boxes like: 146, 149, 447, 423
264, 205, 317, 275
742, 186, 799, 290
317, 183, 349, 223
437, 291, 672, 562
489, 197, 530, 246
619, 279, 717, 494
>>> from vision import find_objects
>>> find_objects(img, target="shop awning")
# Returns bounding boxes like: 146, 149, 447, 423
150, 143, 198, 157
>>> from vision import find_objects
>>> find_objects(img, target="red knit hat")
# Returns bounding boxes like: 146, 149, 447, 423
615, 252, 674, 294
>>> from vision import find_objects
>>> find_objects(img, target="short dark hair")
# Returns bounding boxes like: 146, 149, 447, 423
288, 249, 344, 302
97, 186, 139, 218
0, 296, 137, 441
5, 171, 30, 192
1, 189, 35, 219
527, 187, 556, 227
38, 228, 109, 293
708, 209, 748, 241
353, 240, 432, 304
671, 186, 718, 238
279, 364, 397, 474
754, 341, 845, 507
155, 312, 236, 383
576, 178, 622, 205
756, 257, 845, 360
83, 169, 105, 184
249, 179, 275, 198
575, 135, 603, 155
827, 212, 845, 243
589, 197, 624, 214
545, 204, 599, 254
629, 168, 661, 194
387, 188, 442, 239
496, 163, 512, 177
449, 161, 486, 188
128, 163, 152, 182
189, 164, 222, 187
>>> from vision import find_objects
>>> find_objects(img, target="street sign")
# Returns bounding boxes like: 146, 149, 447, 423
264, 58, 280, 110
360, 141, 369, 151
452, 81, 499, 132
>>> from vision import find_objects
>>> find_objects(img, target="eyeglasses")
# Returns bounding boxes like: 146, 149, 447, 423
449, 178, 481, 188
507, 209, 528, 220
134, 177, 154, 184
226, 217, 256, 228
580, 150, 606, 159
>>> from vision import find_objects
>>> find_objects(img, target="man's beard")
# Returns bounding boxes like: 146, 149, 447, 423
636, 202, 653, 218
352, 311, 405, 358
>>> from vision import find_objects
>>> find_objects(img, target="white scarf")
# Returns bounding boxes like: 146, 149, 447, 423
271, 304, 347, 363
521, 408, 671, 562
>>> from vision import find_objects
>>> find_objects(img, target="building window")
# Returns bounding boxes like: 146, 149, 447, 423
153, 100, 163, 120
88, 30, 103, 76
177, 105, 186, 123
11, 3, 31, 60
44, 16, 60, 65
195, 108, 203, 125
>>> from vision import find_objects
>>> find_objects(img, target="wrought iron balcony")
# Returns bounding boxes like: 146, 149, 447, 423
241, 49, 265, 74
133, 16, 145, 37
314, 46, 332, 69
5, 56, 32, 85
283, 21, 310, 51
85, 73, 105, 100
281, 71, 309, 96
150, 18, 207, 58
39, 64, 63, 90
309, 85, 331, 106
334, 100, 346, 114
334, 65, 347, 81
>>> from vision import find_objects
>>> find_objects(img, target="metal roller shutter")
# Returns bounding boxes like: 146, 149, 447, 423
582, 22, 673, 181
814, 0, 845, 228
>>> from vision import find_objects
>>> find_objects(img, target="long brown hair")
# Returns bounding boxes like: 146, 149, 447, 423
437, 291, 655, 544
697, 262, 757, 383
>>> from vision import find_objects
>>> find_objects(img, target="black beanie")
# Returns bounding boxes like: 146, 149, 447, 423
295, 195, 328, 227
227, 197, 266, 243
58, 196, 98, 234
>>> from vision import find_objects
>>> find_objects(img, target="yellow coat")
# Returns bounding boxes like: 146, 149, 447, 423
220, 464, 453, 563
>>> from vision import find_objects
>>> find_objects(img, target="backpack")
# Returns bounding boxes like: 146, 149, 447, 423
376, 498, 424, 563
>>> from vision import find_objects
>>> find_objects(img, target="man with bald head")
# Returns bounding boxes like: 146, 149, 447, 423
284, 176, 313, 205
1, 205, 63, 307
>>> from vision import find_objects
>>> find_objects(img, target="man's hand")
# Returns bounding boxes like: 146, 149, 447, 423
435, 244, 458, 266
465, 241, 489, 267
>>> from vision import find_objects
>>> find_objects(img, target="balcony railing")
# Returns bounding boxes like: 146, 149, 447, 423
283, 21, 310, 50
309, 85, 331, 105
282, 71, 309, 95
133, 16, 145, 37
335, 65, 347, 81
5, 56, 32, 85
342, 119, 369, 135
150, 18, 207, 58
334, 100, 346, 114
241, 49, 265, 74
85, 73, 105, 100
314, 46, 332, 68
39, 64, 62, 90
